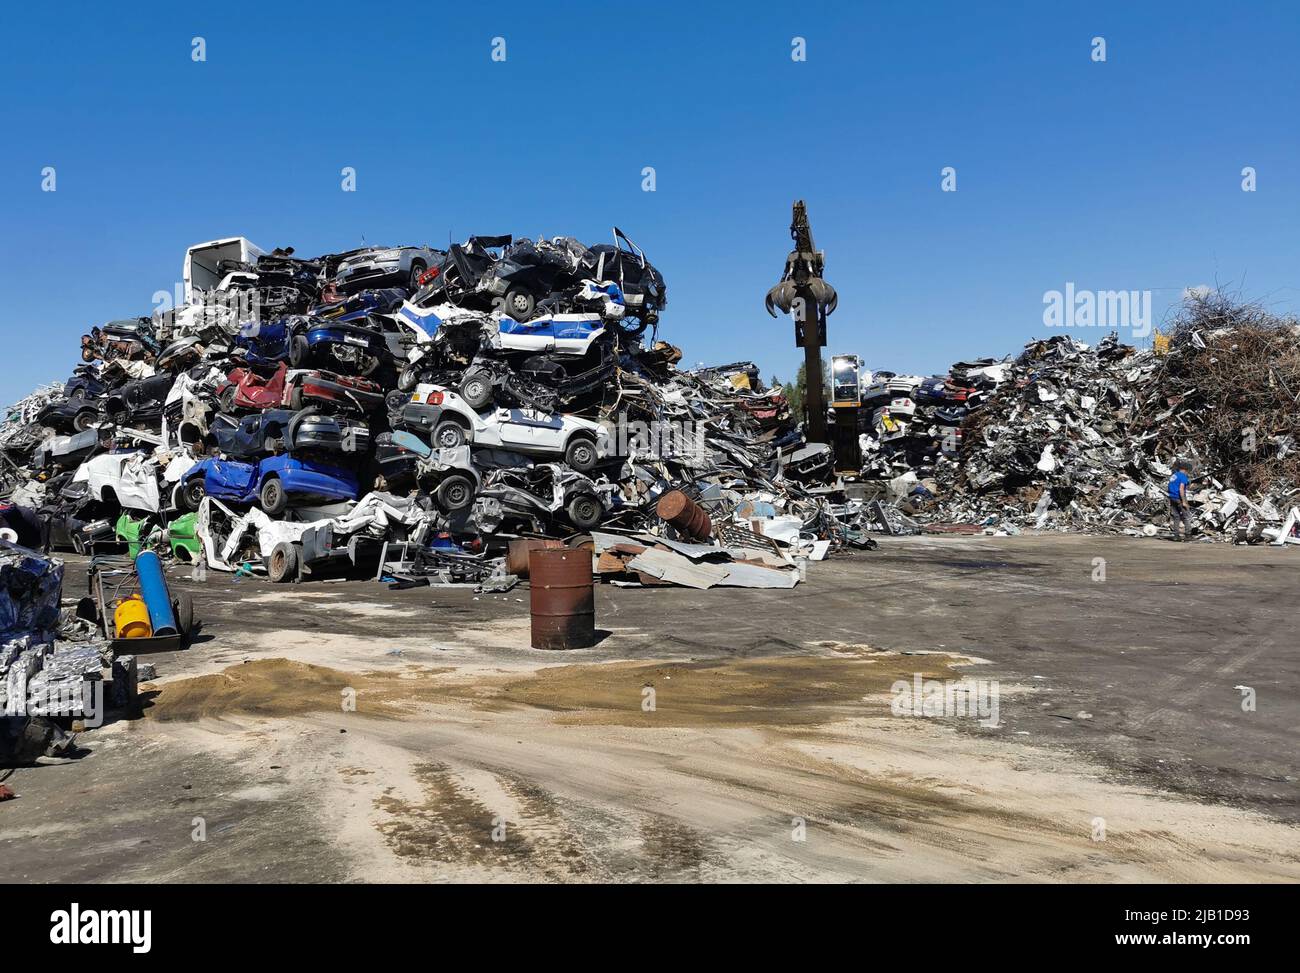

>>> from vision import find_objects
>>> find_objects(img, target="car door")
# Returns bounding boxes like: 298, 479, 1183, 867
498, 408, 565, 452
205, 459, 257, 500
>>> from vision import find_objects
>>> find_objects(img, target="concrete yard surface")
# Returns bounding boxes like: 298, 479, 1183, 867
2, 533, 1297, 882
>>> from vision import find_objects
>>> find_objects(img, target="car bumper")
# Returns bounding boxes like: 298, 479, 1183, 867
396, 402, 445, 433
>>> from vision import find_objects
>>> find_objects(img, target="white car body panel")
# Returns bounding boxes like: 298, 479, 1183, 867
183, 237, 266, 304
412, 385, 609, 459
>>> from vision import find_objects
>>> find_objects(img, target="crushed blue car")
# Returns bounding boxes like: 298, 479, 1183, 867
294, 320, 398, 377
233, 317, 304, 367
178, 454, 358, 516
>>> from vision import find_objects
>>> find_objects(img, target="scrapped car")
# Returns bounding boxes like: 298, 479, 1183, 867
585, 228, 666, 332
472, 463, 614, 533
194, 492, 438, 582
291, 319, 400, 377
33, 428, 103, 470
286, 369, 384, 413
217, 363, 290, 412
162, 364, 225, 446
36, 367, 110, 433
206, 407, 368, 459
398, 384, 609, 472
100, 372, 175, 426
336, 247, 442, 294
410, 236, 510, 308
206, 408, 297, 458
155, 335, 207, 372
233, 316, 316, 367
490, 312, 607, 356
72, 449, 197, 513
475, 237, 592, 321
82, 317, 160, 362
310, 287, 406, 324
217, 362, 384, 414
286, 408, 369, 454
369, 435, 479, 511
179, 454, 359, 515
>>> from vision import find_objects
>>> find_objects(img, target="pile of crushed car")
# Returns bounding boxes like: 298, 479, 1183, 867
1, 230, 874, 590
856, 293, 1300, 545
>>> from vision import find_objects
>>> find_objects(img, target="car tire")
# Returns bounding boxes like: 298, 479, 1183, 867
435, 474, 475, 512
73, 409, 97, 432
260, 477, 288, 516
289, 335, 309, 368
564, 436, 598, 473
460, 370, 494, 410
408, 261, 426, 292
566, 494, 604, 530
217, 386, 238, 413
397, 364, 420, 393
503, 287, 536, 321
385, 389, 410, 414
265, 541, 298, 583
172, 592, 195, 636
180, 478, 205, 512
431, 420, 467, 450
287, 384, 305, 411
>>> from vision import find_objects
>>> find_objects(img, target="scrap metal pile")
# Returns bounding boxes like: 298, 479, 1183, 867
1, 230, 866, 592
861, 293, 1300, 543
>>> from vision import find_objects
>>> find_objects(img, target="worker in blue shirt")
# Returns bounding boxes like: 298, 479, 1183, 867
1167, 459, 1193, 541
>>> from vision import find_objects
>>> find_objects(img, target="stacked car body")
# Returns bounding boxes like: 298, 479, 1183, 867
0, 227, 716, 580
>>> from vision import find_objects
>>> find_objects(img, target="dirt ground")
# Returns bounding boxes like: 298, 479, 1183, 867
2, 532, 1297, 883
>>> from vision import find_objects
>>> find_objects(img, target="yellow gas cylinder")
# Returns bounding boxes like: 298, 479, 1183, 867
114, 594, 153, 639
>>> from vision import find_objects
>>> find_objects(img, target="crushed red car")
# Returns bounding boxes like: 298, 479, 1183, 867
217, 363, 383, 414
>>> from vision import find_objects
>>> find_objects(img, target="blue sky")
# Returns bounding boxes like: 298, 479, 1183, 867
1, 0, 1297, 403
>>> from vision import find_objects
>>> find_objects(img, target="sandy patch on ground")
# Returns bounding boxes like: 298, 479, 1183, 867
138, 651, 1300, 882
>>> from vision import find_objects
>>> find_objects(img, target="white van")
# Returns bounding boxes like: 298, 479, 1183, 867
183, 237, 266, 303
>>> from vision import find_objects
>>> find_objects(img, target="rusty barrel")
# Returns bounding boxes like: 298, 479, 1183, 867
656, 489, 712, 541
529, 548, 596, 650
507, 537, 563, 578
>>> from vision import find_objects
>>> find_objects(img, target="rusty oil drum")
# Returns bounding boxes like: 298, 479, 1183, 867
506, 538, 563, 578
656, 489, 712, 541
529, 548, 596, 650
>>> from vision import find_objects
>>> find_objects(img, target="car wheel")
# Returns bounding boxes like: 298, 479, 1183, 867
289, 335, 309, 367
408, 261, 426, 292
564, 436, 598, 473
265, 541, 299, 583
431, 420, 467, 450
180, 478, 205, 512
566, 494, 604, 530
287, 384, 305, 411
260, 477, 288, 516
397, 364, 420, 393
217, 386, 238, 413
73, 409, 96, 432
172, 592, 195, 636
459, 370, 494, 410
385, 389, 410, 413
503, 287, 536, 321
436, 474, 476, 511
